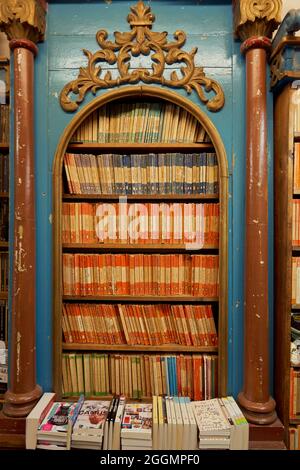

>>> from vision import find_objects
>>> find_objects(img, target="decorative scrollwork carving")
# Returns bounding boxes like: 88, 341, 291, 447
60, 1, 225, 113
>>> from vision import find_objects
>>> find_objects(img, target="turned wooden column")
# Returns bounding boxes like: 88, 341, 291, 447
0, 0, 46, 418
233, 0, 282, 425
237, 38, 276, 424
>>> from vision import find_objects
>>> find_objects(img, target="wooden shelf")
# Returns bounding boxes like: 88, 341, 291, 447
292, 304, 300, 310
67, 142, 214, 152
290, 418, 300, 425
294, 133, 300, 143
293, 246, 300, 252
62, 394, 153, 402
0, 192, 8, 198
0, 293, 8, 300
0, 143, 9, 151
63, 343, 218, 353
63, 193, 219, 201
62, 243, 218, 252
63, 295, 218, 302
0, 241, 8, 249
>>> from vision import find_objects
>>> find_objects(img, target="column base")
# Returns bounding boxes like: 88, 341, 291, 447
238, 391, 277, 425
3, 384, 43, 418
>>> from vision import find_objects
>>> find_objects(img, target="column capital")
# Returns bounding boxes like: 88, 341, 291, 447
0, 0, 46, 43
233, 0, 282, 42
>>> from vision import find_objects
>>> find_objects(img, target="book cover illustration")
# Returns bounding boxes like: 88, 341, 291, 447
73, 400, 111, 434
121, 403, 152, 434
38, 402, 77, 434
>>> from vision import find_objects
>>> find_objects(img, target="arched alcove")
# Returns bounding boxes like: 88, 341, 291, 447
53, 86, 228, 398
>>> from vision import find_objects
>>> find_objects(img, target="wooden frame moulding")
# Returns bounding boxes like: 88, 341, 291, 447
274, 83, 299, 442
52, 85, 228, 398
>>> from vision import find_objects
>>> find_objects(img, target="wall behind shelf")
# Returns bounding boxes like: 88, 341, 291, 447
25, 0, 274, 397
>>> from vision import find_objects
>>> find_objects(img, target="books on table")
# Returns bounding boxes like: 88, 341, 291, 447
192, 397, 249, 450
71, 400, 111, 450
121, 403, 152, 450
26, 392, 56, 450
36, 396, 84, 450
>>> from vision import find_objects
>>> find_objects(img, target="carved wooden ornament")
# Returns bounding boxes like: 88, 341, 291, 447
0, 0, 46, 43
60, 1, 225, 112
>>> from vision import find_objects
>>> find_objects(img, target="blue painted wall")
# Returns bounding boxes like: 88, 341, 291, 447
31, 0, 274, 396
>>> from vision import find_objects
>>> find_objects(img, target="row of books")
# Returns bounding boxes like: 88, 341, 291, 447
62, 353, 218, 400
62, 202, 219, 246
289, 425, 300, 450
294, 90, 300, 134
26, 393, 248, 451
0, 104, 9, 142
290, 367, 300, 419
292, 257, 300, 304
294, 143, 300, 192
62, 253, 219, 297
62, 303, 218, 347
293, 200, 300, 246
0, 252, 8, 292
64, 153, 219, 195
0, 200, 8, 242
0, 300, 8, 343
0, 153, 9, 192
71, 102, 211, 144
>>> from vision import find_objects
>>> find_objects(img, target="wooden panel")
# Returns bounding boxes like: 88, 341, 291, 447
274, 84, 294, 439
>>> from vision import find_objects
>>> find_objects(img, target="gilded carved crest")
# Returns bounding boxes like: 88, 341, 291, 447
60, 1, 225, 112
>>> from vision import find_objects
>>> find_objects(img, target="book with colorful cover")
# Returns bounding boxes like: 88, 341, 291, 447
72, 400, 111, 438
121, 403, 152, 440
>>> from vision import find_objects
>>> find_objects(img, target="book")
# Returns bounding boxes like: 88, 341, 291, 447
37, 396, 84, 450
26, 392, 56, 450
192, 398, 231, 438
121, 403, 152, 442
71, 399, 111, 447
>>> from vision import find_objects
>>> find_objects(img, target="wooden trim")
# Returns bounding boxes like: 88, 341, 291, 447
274, 84, 295, 442
63, 194, 219, 201
62, 243, 218, 253
0, 293, 8, 300
63, 295, 219, 303
53, 85, 228, 398
270, 36, 300, 62
0, 144, 9, 151
0, 242, 8, 249
295, 133, 300, 143
0, 193, 9, 198
63, 343, 218, 353
67, 142, 214, 152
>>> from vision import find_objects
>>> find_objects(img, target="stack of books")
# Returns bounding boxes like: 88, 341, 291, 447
36, 396, 84, 450
102, 395, 126, 450
121, 403, 153, 450
152, 396, 197, 450
71, 400, 111, 450
192, 397, 249, 450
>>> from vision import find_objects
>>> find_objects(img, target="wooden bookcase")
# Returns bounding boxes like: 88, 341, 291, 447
274, 82, 300, 446
53, 87, 228, 401
0, 57, 9, 397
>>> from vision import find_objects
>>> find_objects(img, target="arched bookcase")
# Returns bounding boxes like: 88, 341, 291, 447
53, 86, 228, 399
